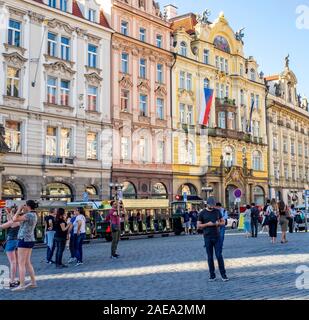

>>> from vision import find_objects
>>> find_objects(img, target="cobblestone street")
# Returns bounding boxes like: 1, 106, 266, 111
1, 231, 309, 300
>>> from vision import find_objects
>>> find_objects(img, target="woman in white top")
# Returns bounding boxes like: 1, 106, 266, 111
73, 207, 86, 266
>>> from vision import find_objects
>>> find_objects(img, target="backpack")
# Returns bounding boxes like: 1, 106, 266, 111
268, 207, 277, 222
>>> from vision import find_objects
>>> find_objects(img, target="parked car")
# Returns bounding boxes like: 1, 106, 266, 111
226, 215, 239, 229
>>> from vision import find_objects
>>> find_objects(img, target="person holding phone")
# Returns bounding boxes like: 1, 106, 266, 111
106, 200, 121, 259
73, 207, 86, 266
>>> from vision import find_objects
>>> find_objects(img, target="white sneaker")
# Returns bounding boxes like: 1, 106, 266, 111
68, 258, 76, 264
75, 261, 83, 266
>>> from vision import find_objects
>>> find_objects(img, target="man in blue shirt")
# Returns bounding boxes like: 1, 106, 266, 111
216, 203, 228, 254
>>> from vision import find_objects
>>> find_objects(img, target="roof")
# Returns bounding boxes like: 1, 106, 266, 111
72, 0, 83, 19
265, 75, 279, 82
171, 13, 198, 33
99, 10, 110, 28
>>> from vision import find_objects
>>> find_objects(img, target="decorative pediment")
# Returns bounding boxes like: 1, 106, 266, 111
225, 167, 246, 186
85, 72, 103, 86
155, 85, 167, 96
3, 52, 27, 68
28, 11, 45, 25
177, 89, 195, 102
47, 19, 75, 34
137, 80, 151, 93
119, 74, 133, 89
43, 61, 75, 78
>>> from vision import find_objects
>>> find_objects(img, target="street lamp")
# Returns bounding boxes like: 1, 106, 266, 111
202, 186, 213, 201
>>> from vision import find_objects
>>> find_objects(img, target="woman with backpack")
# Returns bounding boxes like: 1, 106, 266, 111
278, 200, 289, 244
267, 199, 279, 244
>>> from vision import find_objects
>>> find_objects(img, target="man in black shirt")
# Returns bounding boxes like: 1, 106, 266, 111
250, 203, 260, 238
45, 208, 56, 264
198, 197, 229, 282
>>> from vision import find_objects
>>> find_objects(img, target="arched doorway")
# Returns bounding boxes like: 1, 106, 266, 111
225, 185, 239, 212
178, 184, 198, 196
152, 182, 168, 199
85, 185, 99, 200
41, 183, 73, 202
122, 181, 137, 199
2, 180, 24, 200
253, 186, 265, 206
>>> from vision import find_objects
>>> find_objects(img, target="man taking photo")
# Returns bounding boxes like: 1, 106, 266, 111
198, 197, 229, 282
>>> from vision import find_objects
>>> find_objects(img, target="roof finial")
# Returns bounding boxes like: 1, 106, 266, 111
285, 54, 290, 69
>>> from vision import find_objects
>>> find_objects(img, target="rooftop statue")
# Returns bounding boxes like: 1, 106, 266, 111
285, 54, 290, 68
197, 9, 211, 24
235, 27, 245, 43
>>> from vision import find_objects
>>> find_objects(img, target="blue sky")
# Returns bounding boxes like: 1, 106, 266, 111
159, 0, 309, 97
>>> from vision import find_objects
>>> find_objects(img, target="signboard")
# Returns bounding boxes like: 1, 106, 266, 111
82, 192, 89, 202
234, 189, 242, 199
183, 192, 188, 202
235, 198, 241, 203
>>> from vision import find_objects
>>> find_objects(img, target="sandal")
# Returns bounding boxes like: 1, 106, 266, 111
11, 285, 26, 292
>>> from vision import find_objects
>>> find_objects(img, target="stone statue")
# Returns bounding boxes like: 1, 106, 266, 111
235, 27, 245, 43
297, 94, 302, 108
197, 9, 211, 24
285, 54, 290, 68
274, 82, 281, 97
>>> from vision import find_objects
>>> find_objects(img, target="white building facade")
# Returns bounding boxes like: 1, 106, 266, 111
0, 0, 113, 201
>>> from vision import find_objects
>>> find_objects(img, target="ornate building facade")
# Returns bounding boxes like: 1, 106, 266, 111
170, 10, 268, 209
0, 0, 113, 201
266, 60, 309, 205
111, 0, 174, 200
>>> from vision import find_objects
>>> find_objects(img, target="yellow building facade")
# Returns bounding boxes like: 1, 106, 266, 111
171, 11, 268, 209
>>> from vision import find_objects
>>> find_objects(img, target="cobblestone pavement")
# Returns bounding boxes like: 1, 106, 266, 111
1, 231, 309, 300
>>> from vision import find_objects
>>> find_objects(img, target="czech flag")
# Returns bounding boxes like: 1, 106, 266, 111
199, 88, 214, 126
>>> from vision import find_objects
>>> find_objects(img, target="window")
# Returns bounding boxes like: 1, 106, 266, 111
305, 144, 308, 158
250, 93, 255, 107
87, 132, 98, 159
274, 165, 279, 180
139, 94, 147, 116
252, 151, 262, 171
156, 35, 162, 48
216, 83, 220, 98
179, 103, 185, 123
187, 106, 193, 125
220, 84, 224, 99
220, 57, 224, 72
207, 143, 212, 166
250, 68, 256, 81
156, 98, 164, 120
60, 0, 68, 12
253, 121, 260, 137
47, 76, 57, 104
225, 85, 229, 99
203, 50, 209, 64
5, 121, 21, 153
87, 86, 98, 111
139, 137, 147, 162
139, 28, 146, 42
241, 117, 246, 132
88, 9, 96, 22
60, 80, 70, 106
223, 146, 235, 167
48, 0, 56, 8
121, 137, 129, 160
273, 136, 278, 151
121, 21, 128, 35
88, 44, 97, 68
157, 141, 164, 163
139, 58, 146, 79
179, 71, 185, 89
180, 42, 187, 56
186, 73, 192, 91
240, 89, 245, 105
47, 32, 57, 57
255, 95, 260, 110
283, 139, 288, 153
60, 128, 71, 157
6, 67, 20, 97
120, 89, 129, 111
284, 166, 289, 180
157, 64, 163, 83
240, 63, 244, 76
8, 19, 21, 47
292, 166, 296, 181
218, 112, 226, 129
225, 59, 229, 74
291, 140, 295, 155
215, 56, 219, 69
61, 37, 70, 61
298, 143, 303, 156
204, 78, 209, 89
121, 53, 129, 74
46, 127, 57, 156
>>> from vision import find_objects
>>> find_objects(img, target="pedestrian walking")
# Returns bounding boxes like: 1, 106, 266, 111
278, 200, 289, 244
250, 203, 260, 238
183, 209, 190, 235
189, 207, 198, 234
54, 208, 70, 268
12, 200, 38, 291
44, 208, 56, 264
0, 205, 20, 288
215, 203, 228, 253
106, 201, 121, 259
288, 204, 296, 233
267, 199, 279, 244
198, 197, 229, 282
73, 207, 86, 266
242, 205, 251, 238
260, 199, 270, 234
67, 211, 76, 264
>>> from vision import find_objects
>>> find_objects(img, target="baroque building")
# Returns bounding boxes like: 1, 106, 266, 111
0, 0, 113, 201
266, 58, 309, 205
170, 9, 268, 209
111, 0, 174, 200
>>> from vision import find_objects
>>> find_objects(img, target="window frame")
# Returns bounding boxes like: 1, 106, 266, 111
8, 19, 21, 47
88, 44, 98, 68
6, 66, 21, 98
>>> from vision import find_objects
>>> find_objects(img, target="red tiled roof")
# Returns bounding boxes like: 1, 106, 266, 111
72, 0, 83, 19
171, 13, 198, 32
100, 10, 110, 28
265, 75, 279, 81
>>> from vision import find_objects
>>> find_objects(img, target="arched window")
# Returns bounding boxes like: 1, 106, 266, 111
2, 180, 24, 200
214, 36, 231, 53
122, 181, 137, 199
250, 68, 256, 81
180, 184, 197, 196
252, 151, 262, 171
179, 41, 187, 56
204, 78, 210, 89
42, 183, 73, 202
207, 143, 212, 166
223, 146, 235, 167
218, 112, 226, 129
152, 182, 168, 199
85, 185, 98, 200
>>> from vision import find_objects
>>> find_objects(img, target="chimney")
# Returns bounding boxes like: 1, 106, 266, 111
164, 4, 178, 20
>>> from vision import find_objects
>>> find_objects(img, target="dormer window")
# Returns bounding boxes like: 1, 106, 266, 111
48, 0, 56, 8
60, 0, 68, 12
180, 42, 187, 56
88, 9, 96, 22
250, 68, 256, 81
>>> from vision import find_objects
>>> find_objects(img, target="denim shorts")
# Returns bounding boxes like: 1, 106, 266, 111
4, 240, 18, 252
18, 239, 35, 249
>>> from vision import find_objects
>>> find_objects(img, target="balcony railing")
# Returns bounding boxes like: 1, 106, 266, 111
215, 97, 236, 107
44, 155, 75, 166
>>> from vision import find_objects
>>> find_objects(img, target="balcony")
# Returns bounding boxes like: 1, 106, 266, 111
215, 97, 236, 108
44, 155, 75, 166
251, 136, 264, 145
207, 127, 246, 141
